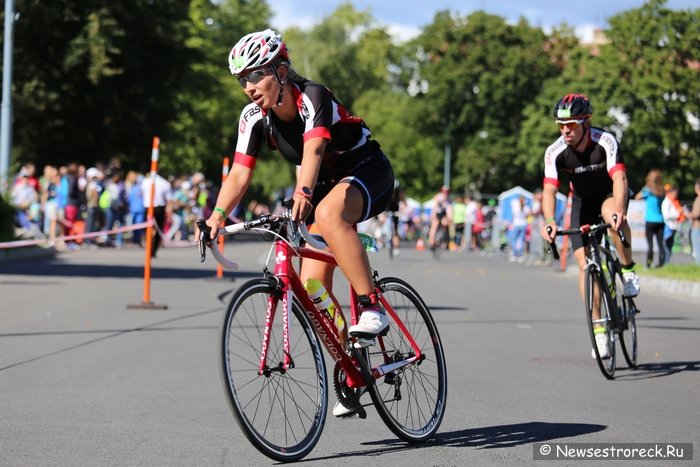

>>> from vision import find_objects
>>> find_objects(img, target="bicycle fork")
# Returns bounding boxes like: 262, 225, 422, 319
587, 260, 622, 334
257, 279, 294, 376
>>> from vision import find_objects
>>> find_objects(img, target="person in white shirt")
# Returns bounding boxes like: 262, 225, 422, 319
141, 173, 172, 257
661, 185, 682, 265
508, 196, 530, 262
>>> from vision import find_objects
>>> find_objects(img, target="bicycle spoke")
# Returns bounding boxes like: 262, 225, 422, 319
367, 278, 447, 442
220, 279, 327, 462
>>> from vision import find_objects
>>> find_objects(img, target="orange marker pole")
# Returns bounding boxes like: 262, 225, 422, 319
216, 156, 230, 279
128, 136, 167, 309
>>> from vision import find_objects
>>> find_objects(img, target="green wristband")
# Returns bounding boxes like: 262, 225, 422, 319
214, 207, 227, 217
546, 217, 555, 223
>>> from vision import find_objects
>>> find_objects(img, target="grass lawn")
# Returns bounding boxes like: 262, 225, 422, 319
639, 263, 700, 282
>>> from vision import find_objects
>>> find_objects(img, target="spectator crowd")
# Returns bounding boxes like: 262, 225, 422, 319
6, 160, 700, 265
7, 160, 242, 252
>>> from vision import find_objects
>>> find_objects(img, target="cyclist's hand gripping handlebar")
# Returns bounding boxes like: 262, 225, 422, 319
546, 226, 560, 260
196, 218, 240, 271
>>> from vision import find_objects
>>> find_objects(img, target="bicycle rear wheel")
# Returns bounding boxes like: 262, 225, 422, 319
585, 264, 616, 379
619, 297, 638, 368
367, 277, 447, 442
432, 226, 447, 259
220, 278, 328, 462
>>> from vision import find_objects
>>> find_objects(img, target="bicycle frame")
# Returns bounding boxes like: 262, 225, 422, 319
585, 233, 623, 330
261, 235, 423, 389
549, 221, 625, 330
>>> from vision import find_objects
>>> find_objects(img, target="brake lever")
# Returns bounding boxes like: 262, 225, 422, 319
546, 225, 560, 260
196, 219, 212, 263
611, 214, 630, 248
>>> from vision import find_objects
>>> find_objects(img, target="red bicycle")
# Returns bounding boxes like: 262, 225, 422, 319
197, 211, 447, 462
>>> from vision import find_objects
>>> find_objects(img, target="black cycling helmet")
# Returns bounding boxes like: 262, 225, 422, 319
553, 93, 593, 121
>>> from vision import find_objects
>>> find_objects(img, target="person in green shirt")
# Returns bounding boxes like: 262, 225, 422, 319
452, 194, 467, 250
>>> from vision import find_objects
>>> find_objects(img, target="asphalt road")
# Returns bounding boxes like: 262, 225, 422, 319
1, 241, 698, 466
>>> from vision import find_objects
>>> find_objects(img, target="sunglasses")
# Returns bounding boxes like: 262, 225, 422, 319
237, 68, 270, 88
557, 119, 585, 130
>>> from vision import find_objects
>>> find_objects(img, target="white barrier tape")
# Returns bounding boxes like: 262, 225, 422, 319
0, 221, 152, 249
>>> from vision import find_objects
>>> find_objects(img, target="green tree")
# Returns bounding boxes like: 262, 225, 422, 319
282, 3, 391, 110
517, 0, 700, 199
410, 11, 558, 195
604, 0, 700, 197
162, 0, 270, 179
8, 1, 193, 169
354, 88, 441, 200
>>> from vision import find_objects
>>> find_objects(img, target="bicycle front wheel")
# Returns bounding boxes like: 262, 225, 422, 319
585, 265, 616, 379
367, 277, 447, 442
619, 297, 638, 368
220, 278, 328, 463
432, 226, 447, 259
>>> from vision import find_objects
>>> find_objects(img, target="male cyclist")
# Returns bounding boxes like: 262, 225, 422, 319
386, 179, 405, 256
540, 93, 640, 359
428, 187, 452, 250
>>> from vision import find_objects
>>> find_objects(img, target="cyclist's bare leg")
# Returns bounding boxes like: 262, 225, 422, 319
442, 217, 450, 246
428, 217, 438, 247
391, 216, 400, 250
601, 200, 633, 265
574, 246, 601, 322
300, 254, 336, 294
312, 183, 375, 298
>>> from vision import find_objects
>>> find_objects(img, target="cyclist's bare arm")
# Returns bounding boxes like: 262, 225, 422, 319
541, 183, 559, 241
608, 170, 629, 231
201, 164, 254, 239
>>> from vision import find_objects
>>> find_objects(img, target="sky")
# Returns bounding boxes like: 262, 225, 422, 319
267, 0, 698, 42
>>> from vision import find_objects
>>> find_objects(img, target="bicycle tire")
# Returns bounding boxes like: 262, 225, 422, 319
220, 278, 328, 462
585, 264, 616, 379
366, 277, 447, 442
619, 297, 638, 368
432, 226, 447, 259
609, 265, 638, 369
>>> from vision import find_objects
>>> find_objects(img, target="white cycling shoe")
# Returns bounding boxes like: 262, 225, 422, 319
622, 271, 640, 297
349, 309, 390, 348
348, 310, 389, 338
333, 402, 358, 418
592, 331, 610, 359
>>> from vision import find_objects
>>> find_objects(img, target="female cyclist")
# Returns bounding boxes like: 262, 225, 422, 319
199, 29, 395, 350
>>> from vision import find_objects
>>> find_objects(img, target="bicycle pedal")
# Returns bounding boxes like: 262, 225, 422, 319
353, 338, 376, 348
356, 404, 367, 419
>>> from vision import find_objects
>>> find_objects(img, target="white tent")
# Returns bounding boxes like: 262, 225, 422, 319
497, 186, 568, 223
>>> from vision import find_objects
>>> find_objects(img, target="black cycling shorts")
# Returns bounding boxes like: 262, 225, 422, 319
569, 192, 629, 251
307, 140, 395, 225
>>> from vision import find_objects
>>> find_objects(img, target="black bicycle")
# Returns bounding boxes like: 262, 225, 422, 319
431, 221, 449, 259
548, 217, 639, 379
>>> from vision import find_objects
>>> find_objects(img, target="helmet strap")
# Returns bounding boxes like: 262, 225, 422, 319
271, 63, 288, 107
574, 122, 589, 149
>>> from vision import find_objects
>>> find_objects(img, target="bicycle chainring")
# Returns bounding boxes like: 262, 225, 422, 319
332, 362, 365, 416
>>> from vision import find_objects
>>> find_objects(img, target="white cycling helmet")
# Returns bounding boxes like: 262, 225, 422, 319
228, 29, 288, 75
